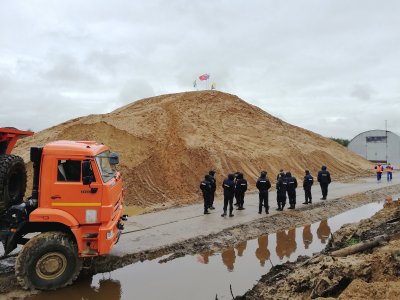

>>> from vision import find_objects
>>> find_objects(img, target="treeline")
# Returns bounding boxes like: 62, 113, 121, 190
329, 137, 350, 147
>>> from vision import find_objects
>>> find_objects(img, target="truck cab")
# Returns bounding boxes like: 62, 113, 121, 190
29, 141, 124, 256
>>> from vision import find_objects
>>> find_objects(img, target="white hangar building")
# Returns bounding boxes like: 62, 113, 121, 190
348, 129, 400, 168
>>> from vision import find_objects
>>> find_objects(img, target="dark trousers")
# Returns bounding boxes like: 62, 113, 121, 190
259, 191, 269, 212
209, 191, 215, 207
304, 188, 312, 202
288, 190, 296, 206
203, 193, 211, 211
236, 191, 245, 208
223, 194, 234, 213
277, 194, 286, 208
377, 172, 382, 181
320, 183, 328, 198
387, 173, 392, 182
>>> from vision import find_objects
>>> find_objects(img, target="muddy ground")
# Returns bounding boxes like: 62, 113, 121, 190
1, 184, 400, 299
237, 196, 400, 299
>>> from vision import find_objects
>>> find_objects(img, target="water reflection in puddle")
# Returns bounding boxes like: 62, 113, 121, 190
25, 202, 383, 300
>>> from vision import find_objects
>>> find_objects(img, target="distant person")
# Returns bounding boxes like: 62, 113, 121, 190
200, 175, 212, 214
303, 170, 314, 204
235, 173, 248, 210
276, 171, 287, 211
233, 171, 241, 206
256, 171, 272, 214
221, 173, 235, 217
276, 169, 284, 181
386, 163, 393, 182
208, 170, 216, 209
317, 166, 331, 200
285, 172, 298, 209
375, 163, 383, 183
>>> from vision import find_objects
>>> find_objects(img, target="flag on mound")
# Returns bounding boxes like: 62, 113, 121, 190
199, 74, 210, 81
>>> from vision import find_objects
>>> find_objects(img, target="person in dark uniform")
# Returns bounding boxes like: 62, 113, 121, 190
200, 175, 212, 214
285, 172, 297, 209
276, 171, 287, 211
222, 173, 235, 217
276, 169, 284, 181
302, 170, 314, 204
233, 171, 240, 206
317, 166, 331, 200
235, 173, 248, 210
208, 170, 216, 209
256, 171, 271, 214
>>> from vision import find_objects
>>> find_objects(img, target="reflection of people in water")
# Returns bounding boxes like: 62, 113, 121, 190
286, 228, 297, 257
198, 251, 211, 264
276, 229, 297, 260
236, 241, 247, 257
275, 230, 288, 260
302, 224, 313, 249
221, 247, 236, 272
255, 235, 270, 266
27, 277, 122, 300
317, 219, 331, 244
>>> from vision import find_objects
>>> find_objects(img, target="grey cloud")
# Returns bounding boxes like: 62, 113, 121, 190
351, 84, 375, 101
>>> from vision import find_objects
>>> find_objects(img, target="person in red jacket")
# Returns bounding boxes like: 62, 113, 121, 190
375, 164, 384, 182
386, 163, 394, 182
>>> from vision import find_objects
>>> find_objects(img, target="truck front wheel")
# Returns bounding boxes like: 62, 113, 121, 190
15, 231, 82, 290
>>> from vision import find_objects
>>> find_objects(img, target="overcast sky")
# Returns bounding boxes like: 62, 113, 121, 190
1, 0, 399, 139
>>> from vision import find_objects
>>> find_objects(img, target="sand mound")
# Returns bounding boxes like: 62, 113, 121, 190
13, 91, 373, 207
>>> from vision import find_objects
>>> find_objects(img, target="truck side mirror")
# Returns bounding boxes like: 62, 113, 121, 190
82, 160, 95, 185
109, 152, 119, 165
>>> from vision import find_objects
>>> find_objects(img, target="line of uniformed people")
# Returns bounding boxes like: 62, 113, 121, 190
200, 166, 331, 216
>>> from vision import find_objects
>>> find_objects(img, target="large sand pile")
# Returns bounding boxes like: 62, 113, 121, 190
13, 91, 373, 207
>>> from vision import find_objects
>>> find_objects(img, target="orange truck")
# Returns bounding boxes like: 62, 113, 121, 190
0, 127, 126, 290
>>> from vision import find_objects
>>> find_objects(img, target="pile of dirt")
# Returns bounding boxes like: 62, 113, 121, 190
13, 91, 373, 207
237, 201, 400, 299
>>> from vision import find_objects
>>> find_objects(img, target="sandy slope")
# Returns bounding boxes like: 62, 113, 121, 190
13, 91, 373, 206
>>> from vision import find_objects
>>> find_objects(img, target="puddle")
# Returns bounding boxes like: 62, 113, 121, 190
122, 205, 146, 216
25, 201, 384, 300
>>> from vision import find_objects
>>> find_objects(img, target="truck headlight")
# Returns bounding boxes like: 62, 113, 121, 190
106, 230, 114, 240
85, 209, 97, 223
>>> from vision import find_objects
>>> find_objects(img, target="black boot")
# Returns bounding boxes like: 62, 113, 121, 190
302, 201, 308, 204
229, 210, 234, 217
265, 207, 269, 214
276, 204, 281, 211
204, 210, 210, 214
221, 211, 227, 217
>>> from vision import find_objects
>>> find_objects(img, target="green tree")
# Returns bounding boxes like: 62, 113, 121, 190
330, 137, 350, 147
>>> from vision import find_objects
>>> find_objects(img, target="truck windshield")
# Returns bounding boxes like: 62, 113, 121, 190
95, 151, 116, 183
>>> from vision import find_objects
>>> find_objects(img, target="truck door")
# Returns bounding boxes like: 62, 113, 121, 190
50, 158, 103, 224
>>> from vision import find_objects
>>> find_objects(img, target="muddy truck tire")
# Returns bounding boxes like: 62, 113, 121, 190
15, 231, 82, 290
0, 154, 27, 215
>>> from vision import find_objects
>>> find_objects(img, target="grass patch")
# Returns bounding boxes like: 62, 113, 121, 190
345, 237, 361, 247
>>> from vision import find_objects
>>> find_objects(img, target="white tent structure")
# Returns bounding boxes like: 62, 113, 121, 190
348, 129, 400, 168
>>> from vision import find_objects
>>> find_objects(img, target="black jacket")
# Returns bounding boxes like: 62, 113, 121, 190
276, 177, 287, 196
209, 176, 216, 192
317, 170, 331, 184
286, 176, 298, 192
256, 177, 271, 192
200, 180, 212, 195
222, 178, 235, 196
235, 178, 248, 193
303, 174, 314, 189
